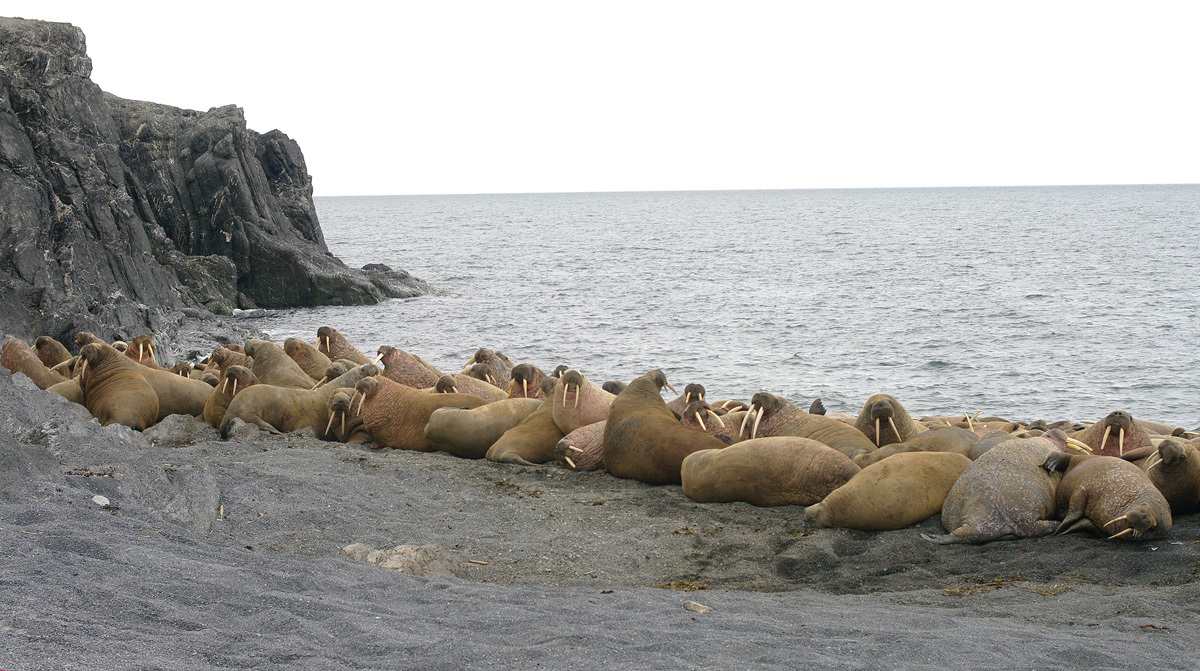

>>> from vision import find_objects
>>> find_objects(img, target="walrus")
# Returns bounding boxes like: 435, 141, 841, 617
552, 369, 616, 435
125, 335, 163, 369
136, 359, 218, 421
967, 429, 1021, 460
1042, 452, 1172, 540
168, 362, 194, 378
209, 347, 252, 376
806, 452, 973, 530
602, 370, 729, 486
739, 392, 876, 458
34, 336, 72, 368
74, 332, 105, 349
922, 432, 1069, 544
316, 326, 372, 365
431, 374, 509, 402
600, 380, 627, 396
486, 378, 564, 465
681, 437, 859, 506
554, 421, 606, 471
202, 366, 257, 428
851, 426, 979, 468
350, 376, 488, 451
678, 400, 739, 443
462, 348, 511, 389
1122, 440, 1200, 515
50, 357, 78, 378
220, 363, 380, 439
284, 337, 333, 381
464, 347, 514, 372
425, 398, 544, 459
709, 399, 750, 415
1069, 410, 1152, 457
463, 362, 509, 390
76, 343, 159, 430
376, 345, 442, 389
665, 383, 707, 416
509, 363, 548, 399
47, 377, 84, 404
2, 339, 68, 389
326, 389, 371, 444
244, 339, 321, 389
853, 394, 927, 447
310, 361, 353, 389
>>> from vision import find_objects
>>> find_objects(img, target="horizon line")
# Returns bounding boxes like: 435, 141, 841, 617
312, 181, 1200, 199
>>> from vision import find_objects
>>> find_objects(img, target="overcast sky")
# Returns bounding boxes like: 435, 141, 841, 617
7, 1, 1198, 196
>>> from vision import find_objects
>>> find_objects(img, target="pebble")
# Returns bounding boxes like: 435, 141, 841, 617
91, 495, 110, 508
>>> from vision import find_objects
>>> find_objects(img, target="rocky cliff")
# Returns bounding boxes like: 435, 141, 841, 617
0, 17, 427, 352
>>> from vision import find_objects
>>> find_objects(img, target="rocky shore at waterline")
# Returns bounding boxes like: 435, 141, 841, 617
1, 367, 1198, 669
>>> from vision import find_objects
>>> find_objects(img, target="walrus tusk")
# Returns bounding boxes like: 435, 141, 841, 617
1100, 425, 1112, 453
740, 405, 756, 439
450, 386, 458, 394
970, 410, 982, 421
1146, 454, 1163, 471
138, 342, 145, 362
565, 456, 577, 469
664, 381, 677, 394
720, 400, 734, 410
222, 377, 229, 395
354, 391, 365, 416
1119, 427, 1125, 456
341, 413, 345, 437
79, 359, 88, 383
372, 352, 384, 365
325, 413, 337, 437
231, 379, 237, 395
707, 409, 725, 428
965, 413, 974, 432
311, 376, 327, 390
751, 407, 763, 440
694, 411, 707, 432
1107, 528, 1134, 540
148, 344, 156, 363
486, 373, 495, 385
568, 446, 583, 453
887, 416, 901, 443
1103, 515, 1128, 528
699, 392, 705, 402
508, 380, 515, 395
523, 379, 528, 398
875, 418, 881, 446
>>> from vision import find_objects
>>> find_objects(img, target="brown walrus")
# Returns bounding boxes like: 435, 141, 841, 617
1122, 440, 1200, 515
377, 345, 442, 389
244, 339, 321, 389
208, 347, 252, 376
851, 426, 979, 468
552, 369, 616, 435
1043, 452, 1172, 540
508, 363, 548, 399
486, 379, 565, 465
168, 362, 194, 378
554, 420, 606, 471
325, 389, 371, 444
284, 337, 333, 381
136, 360, 217, 421
425, 398, 544, 459
34, 336, 72, 368
463, 347, 514, 386
967, 429, 1021, 460
600, 380, 627, 396
76, 343, 159, 430
316, 326, 372, 365
50, 357, 78, 379
74, 332, 105, 349
665, 383, 707, 416
310, 361, 354, 389
350, 376, 488, 451
806, 452, 973, 530
1069, 410, 1152, 457
739, 392, 875, 458
677, 400, 739, 444
2, 339, 68, 389
602, 369, 729, 486
202, 366, 258, 428
47, 377, 84, 404
681, 437, 859, 506
922, 432, 1070, 544
853, 394, 927, 447
125, 335, 163, 369
219, 364, 380, 438
431, 374, 509, 403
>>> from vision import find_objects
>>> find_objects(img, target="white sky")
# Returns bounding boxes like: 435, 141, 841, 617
5, 1, 1199, 196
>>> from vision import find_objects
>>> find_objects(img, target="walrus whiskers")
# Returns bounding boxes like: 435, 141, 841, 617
1103, 515, 1128, 528
694, 411, 707, 432
1107, 528, 1134, 540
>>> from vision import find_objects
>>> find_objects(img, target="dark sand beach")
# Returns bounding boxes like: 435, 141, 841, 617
1, 369, 1197, 669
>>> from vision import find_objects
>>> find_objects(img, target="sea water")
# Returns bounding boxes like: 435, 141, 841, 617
248, 185, 1200, 427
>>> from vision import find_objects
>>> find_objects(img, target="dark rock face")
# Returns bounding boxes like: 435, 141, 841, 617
0, 17, 427, 350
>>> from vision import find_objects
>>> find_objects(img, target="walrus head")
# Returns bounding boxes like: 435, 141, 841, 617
350, 377, 382, 416
1105, 502, 1168, 541
509, 363, 545, 399
77, 342, 124, 388
859, 394, 906, 447
284, 337, 324, 364
75, 332, 103, 348
643, 369, 675, 394
551, 365, 570, 378
316, 326, 345, 358
326, 389, 358, 439
601, 380, 627, 396
221, 365, 258, 398
558, 370, 586, 408
169, 362, 192, 377
1097, 410, 1135, 456
243, 341, 260, 359
465, 362, 500, 387
681, 383, 706, 405
540, 376, 557, 397
434, 375, 459, 394
465, 347, 496, 367
33, 336, 71, 368
680, 400, 727, 434
126, 335, 157, 367
199, 370, 219, 387
310, 361, 352, 389
741, 392, 792, 440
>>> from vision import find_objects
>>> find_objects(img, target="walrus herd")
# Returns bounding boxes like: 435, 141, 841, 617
4, 327, 1199, 545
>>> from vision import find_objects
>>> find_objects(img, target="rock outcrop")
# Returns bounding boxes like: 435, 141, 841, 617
0, 17, 427, 352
